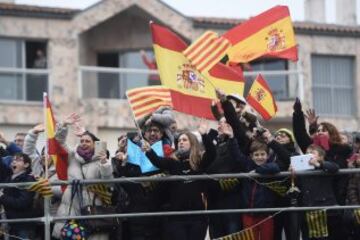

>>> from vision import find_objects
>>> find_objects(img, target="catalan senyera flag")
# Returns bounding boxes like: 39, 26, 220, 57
151, 23, 245, 119
183, 31, 231, 73
246, 74, 277, 121
216, 228, 255, 240
306, 210, 328, 238
27, 177, 53, 198
223, 5, 298, 64
126, 86, 173, 121
87, 184, 112, 205
44, 94, 68, 192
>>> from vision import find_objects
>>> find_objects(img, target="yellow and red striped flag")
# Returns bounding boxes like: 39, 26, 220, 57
223, 5, 298, 64
27, 177, 53, 198
246, 74, 277, 121
151, 22, 244, 119
126, 86, 173, 121
183, 31, 231, 73
216, 228, 255, 240
44, 93, 68, 192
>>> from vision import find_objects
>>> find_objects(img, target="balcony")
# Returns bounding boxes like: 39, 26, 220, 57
0, 67, 49, 103
78, 66, 304, 102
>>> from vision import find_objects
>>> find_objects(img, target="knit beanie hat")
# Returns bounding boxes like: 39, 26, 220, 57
275, 128, 295, 143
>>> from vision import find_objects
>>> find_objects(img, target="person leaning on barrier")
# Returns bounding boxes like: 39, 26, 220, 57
228, 124, 290, 240
51, 113, 113, 240
291, 144, 339, 240
142, 125, 216, 240
0, 152, 36, 239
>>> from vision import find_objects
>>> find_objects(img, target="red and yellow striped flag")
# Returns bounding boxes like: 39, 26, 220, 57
44, 94, 68, 191
126, 86, 173, 121
151, 23, 244, 119
28, 177, 53, 198
246, 74, 277, 121
223, 5, 298, 64
183, 31, 231, 73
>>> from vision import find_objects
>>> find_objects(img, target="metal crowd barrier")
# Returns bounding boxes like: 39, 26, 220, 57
0, 169, 360, 239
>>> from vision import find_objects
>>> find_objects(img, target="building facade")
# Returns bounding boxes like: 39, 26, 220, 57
0, 0, 360, 153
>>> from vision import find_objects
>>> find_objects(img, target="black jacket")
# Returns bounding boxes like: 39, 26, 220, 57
229, 138, 290, 209
292, 110, 352, 204
145, 134, 215, 213
0, 160, 35, 230
297, 160, 339, 207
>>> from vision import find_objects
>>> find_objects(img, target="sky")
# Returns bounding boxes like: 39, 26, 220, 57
14, 0, 360, 24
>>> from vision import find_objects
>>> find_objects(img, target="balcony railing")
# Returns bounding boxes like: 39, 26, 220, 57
0, 67, 49, 102
78, 66, 304, 101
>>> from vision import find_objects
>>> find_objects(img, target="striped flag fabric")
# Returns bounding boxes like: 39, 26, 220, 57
151, 22, 245, 119
126, 86, 173, 121
216, 228, 255, 240
27, 178, 53, 198
223, 5, 298, 64
354, 209, 360, 225
246, 74, 277, 121
306, 210, 328, 238
218, 178, 240, 192
183, 31, 231, 73
44, 93, 68, 192
87, 184, 112, 205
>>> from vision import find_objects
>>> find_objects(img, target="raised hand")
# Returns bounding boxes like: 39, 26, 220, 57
33, 123, 45, 134
141, 140, 151, 152
198, 118, 209, 135
293, 97, 302, 113
215, 88, 226, 102
0, 132, 8, 146
305, 109, 319, 126
64, 113, 81, 126
73, 121, 86, 137
222, 123, 234, 139
261, 128, 274, 144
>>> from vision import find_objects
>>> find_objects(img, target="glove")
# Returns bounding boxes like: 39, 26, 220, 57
293, 97, 302, 113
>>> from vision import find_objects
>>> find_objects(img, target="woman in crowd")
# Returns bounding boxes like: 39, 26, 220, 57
52, 113, 113, 240
142, 124, 216, 240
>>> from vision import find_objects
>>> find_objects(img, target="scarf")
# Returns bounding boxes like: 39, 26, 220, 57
76, 146, 94, 162
175, 149, 190, 160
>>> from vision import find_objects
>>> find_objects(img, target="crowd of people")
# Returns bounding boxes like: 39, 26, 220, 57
0, 89, 360, 240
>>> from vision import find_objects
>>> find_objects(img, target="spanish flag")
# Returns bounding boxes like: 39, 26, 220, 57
246, 74, 277, 121
223, 5, 298, 64
44, 93, 68, 191
151, 23, 245, 120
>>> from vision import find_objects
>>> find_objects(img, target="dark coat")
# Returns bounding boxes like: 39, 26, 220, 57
228, 137, 290, 209
297, 160, 339, 207
346, 172, 360, 205
0, 160, 35, 230
292, 110, 352, 205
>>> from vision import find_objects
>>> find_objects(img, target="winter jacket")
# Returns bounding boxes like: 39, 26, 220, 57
297, 160, 339, 207
292, 110, 352, 205
52, 124, 113, 240
23, 129, 62, 215
229, 137, 289, 209
0, 160, 35, 230
145, 134, 215, 215
346, 170, 360, 205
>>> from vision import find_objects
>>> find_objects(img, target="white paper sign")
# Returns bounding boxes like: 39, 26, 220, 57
290, 154, 314, 171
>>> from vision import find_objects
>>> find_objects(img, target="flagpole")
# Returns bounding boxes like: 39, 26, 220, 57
125, 91, 144, 140
43, 92, 51, 240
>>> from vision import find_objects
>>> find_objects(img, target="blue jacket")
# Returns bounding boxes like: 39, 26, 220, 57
228, 138, 288, 209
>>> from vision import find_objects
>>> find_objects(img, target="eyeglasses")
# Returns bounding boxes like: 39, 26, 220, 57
80, 139, 92, 143
147, 128, 161, 134
275, 133, 288, 138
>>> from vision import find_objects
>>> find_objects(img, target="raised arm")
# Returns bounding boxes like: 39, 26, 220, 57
292, 98, 312, 153
143, 141, 177, 171
23, 124, 44, 176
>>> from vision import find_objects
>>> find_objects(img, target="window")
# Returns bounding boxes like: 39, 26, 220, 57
312, 55, 355, 116
247, 59, 289, 100
91, 50, 156, 99
0, 38, 48, 101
